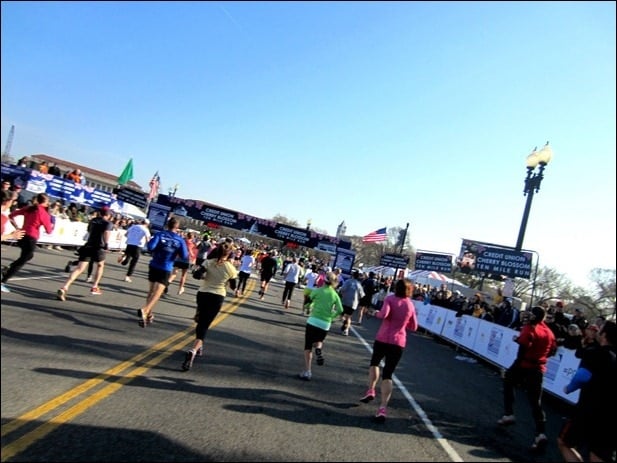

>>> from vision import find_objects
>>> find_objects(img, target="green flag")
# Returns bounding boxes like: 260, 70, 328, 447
117, 158, 134, 185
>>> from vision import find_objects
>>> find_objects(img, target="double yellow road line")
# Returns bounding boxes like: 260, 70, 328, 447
1, 281, 253, 461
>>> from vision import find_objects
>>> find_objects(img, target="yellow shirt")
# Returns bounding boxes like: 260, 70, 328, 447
198, 259, 239, 296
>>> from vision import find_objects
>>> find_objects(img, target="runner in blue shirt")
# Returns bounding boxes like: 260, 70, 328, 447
137, 217, 188, 327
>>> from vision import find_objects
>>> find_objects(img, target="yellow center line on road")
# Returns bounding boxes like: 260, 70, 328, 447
1, 281, 254, 462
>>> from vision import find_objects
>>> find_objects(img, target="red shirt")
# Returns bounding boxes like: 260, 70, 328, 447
1, 213, 8, 235
9, 204, 54, 240
516, 321, 557, 372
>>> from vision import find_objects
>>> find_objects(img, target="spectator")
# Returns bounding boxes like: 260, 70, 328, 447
571, 308, 588, 331
497, 306, 557, 452
65, 169, 81, 183
575, 323, 600, 359
11, 185, 28, 208
66, 203, 82, 222
545, 308, 567, 345
562, 324, 584, 350
557, 321, 616, 462
48, 163, 62, 176
494, 298, 521, 329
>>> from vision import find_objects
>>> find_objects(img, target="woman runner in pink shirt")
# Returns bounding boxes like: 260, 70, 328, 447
358, 278, 418, 422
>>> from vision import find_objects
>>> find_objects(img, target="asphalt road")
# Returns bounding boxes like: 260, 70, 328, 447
1, 244, 573, 462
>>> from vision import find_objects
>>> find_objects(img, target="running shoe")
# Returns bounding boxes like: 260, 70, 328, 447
86, 276, 93, 283
1, 283, 11, 293
196, 346, 203, 356
124, 276, 132, 282
374, 407, 387, 422
90, 287, 102, 295
298, 370, 312, 381
57, 288, 67, 301
182, 350, 196, 371
64, 261, 72, 273
530, 433, 548, 452
497, 415, 516, 425
360, 389, 376, 403
315, 348, 325, 366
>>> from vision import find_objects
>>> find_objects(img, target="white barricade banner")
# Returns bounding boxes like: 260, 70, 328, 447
440, 312, 480, 351
542, 346, 580, 405
415, 302, 448, 335
473, 320, 519, 369
6, 217, 127, 251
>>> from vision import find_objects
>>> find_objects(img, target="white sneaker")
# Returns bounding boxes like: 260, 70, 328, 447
124, 276, 132, 282
1, 283, 10, 293
298, 370, 312, 381
497, 415, 516, 425
86, 276, 93, 283
342, 329, 349, 336
531, 433, 548, 451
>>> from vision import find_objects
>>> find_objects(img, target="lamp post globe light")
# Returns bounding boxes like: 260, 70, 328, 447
515, 142, 553, 251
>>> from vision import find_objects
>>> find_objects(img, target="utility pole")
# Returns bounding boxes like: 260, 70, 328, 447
398, 222, 410, 254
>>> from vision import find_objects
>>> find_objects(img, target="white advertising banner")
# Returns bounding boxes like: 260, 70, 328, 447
440, 312, 481, 351
5, 217, 127, 251
473, 320, 519, 369
416, 303, 581, 405
415, 302, 448, 335
542, 346, 580, 405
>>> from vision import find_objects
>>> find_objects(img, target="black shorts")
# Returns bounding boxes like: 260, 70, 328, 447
261, 272, 274, 283
173, 261, 190, 270
77, 246, 106, 263
304, 323, 328, 350
148, 266, 171, 285
342, 305, 355, 316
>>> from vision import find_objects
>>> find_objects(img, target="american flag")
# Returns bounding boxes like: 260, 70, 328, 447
362, 227, 387, 243
148, 171, 160, 200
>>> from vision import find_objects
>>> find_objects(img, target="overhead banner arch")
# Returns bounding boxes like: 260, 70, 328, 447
149, 194, 352, 251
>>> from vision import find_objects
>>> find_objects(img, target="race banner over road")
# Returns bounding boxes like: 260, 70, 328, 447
380, 253, 410, 268
456, 238, 533, 279
414, 251, 453, 273
152, 194, 352, 251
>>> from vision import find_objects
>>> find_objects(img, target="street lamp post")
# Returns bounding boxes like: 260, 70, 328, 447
515, 142, 553, 251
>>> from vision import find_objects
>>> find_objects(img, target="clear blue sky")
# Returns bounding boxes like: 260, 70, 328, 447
1, 1, 615, 289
